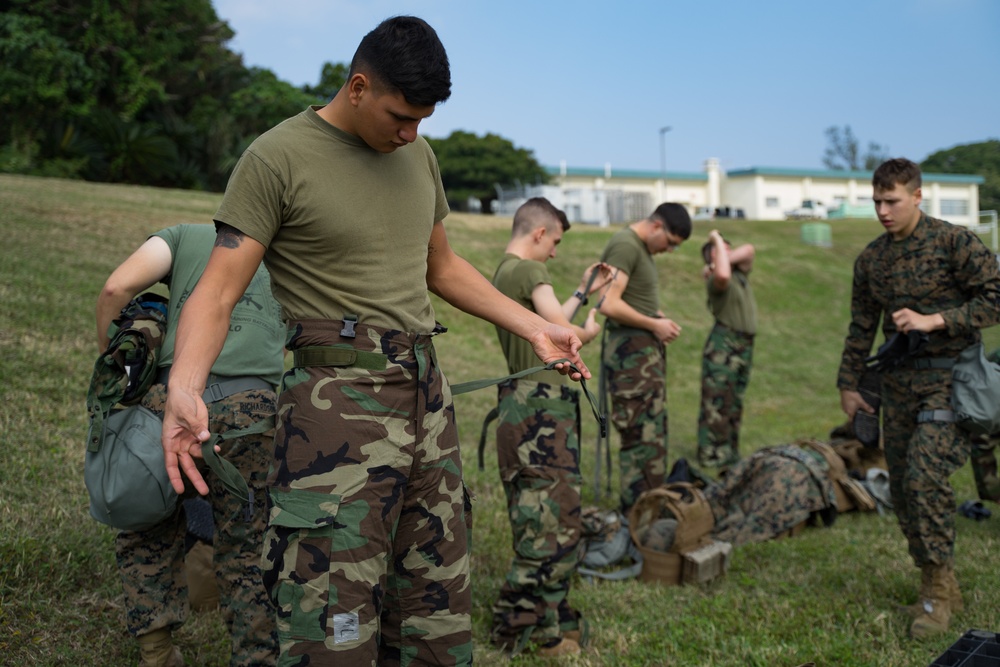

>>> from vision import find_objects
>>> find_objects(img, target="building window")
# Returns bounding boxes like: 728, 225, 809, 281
857, 196, 870, 205
940, 199, 970, 216
920, 199, 932, 213
833, 196, 846, 205
765, 197, 779, 208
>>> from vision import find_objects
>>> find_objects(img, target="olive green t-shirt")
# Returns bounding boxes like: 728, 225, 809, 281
214, 106, 450, 334
600, 227, 660, 325
154, 224, 285, 385
491, 254, 564, 385
707, 269, 757, 335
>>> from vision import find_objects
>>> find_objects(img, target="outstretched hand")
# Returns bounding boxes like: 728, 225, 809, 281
530, 323, 591, 380
161, 388, 211, 495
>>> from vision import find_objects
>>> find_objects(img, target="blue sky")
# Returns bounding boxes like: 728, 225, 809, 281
212, 0, 999, 175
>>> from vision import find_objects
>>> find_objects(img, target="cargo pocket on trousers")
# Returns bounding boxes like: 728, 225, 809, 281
266, 488, 341, 643
507, 466, 564, 561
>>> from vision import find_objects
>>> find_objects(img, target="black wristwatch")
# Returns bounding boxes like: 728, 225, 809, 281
573, 290, 588, 305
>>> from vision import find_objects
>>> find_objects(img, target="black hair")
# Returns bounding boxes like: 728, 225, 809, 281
350, 16, 451, 107
701, 242, 713, 264
650, 202, 692, 239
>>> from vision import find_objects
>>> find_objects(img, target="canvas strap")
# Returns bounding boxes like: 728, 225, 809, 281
452, 360, 605, 440
292, 346, 388, 371
911, 357, 956, 370
157, 368, 273, 403
917, 409, 956, 423
201, 416, 274, 505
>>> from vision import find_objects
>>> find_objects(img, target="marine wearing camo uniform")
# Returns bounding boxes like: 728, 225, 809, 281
598, 203, 691, 511
837, 158, 1000, 639
697, 230, 758, 470
160, 17, 590, 667
489, 198, 608, 657
97, 224, 284, 666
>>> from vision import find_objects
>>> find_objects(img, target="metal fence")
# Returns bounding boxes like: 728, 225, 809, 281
974, 210, 998, 251
493, 182, 651, 226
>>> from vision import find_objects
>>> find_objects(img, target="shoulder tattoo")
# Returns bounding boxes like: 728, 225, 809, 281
215, 224, 245, 249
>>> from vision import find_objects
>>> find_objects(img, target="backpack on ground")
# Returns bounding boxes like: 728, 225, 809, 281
629, 482, 729, 586
577, 507, 643, 582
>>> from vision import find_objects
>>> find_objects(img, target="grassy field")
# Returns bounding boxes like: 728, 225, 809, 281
1, 173, 997, 666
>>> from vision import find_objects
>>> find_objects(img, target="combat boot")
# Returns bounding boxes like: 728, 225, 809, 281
910, 565, 952, 639
900, 567, 933, 617
536, 637, 581, 657
902, 565, 963, 617
137, 628, 185, 667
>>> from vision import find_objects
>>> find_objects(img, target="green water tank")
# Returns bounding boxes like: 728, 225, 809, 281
801, 222, 832, 248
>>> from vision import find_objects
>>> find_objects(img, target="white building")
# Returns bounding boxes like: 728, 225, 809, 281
539, 159, 984, 226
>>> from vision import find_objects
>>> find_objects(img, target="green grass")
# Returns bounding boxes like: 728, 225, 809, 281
1, 174, 998, 666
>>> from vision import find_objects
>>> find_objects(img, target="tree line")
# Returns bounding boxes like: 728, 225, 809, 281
3, 1, 993, 215
0, 0, 547, 210
823, 125, 998, 214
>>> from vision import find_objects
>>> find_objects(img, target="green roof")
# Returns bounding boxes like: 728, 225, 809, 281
545, 165, 707, 182
726, 166, 984, 184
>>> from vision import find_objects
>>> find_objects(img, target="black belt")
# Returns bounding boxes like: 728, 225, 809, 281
157, 368, 273, 403
909, 357, 956, 370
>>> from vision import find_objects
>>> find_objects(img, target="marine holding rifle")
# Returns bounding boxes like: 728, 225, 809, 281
488, 197, 611, 657
836, 158, 1000, 639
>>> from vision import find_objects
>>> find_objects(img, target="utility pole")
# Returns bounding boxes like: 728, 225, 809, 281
659, 125, 672, 199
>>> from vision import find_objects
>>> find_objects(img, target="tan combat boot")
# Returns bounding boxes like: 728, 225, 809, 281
910, 565, 952, 639
902, 564, 963, 617
900, 567, 933, 617
945, 565, 963, 613
138, 628, 185, 667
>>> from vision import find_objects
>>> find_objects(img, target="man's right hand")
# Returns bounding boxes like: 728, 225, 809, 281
650, 317, 682, 344
162, 387, 212, 495
840, 388, 874, 421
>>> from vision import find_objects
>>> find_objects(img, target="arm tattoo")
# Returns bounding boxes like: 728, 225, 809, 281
214, 223, 245, 249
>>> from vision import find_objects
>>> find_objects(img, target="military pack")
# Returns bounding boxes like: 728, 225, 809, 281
85, 293, 256, 531
950, 342, 1000, 436
628, 482, 729, 586
85, 293, 172, 530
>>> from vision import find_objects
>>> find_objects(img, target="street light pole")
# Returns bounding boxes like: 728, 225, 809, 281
659, 125, 672, 199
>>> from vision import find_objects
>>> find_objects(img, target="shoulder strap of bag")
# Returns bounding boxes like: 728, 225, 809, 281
477, 406, 500, 471
596, 322, 611, 499
200, 417, 274, 502
451, 359, 606, 439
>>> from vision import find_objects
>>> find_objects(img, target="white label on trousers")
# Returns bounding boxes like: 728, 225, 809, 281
333, 612, 360, 644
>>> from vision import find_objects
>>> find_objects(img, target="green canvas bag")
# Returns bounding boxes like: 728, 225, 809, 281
86, 404, 176, 530
951, 342, 1000, 436
85, 403, 268, 531
84, 292, 263, 531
